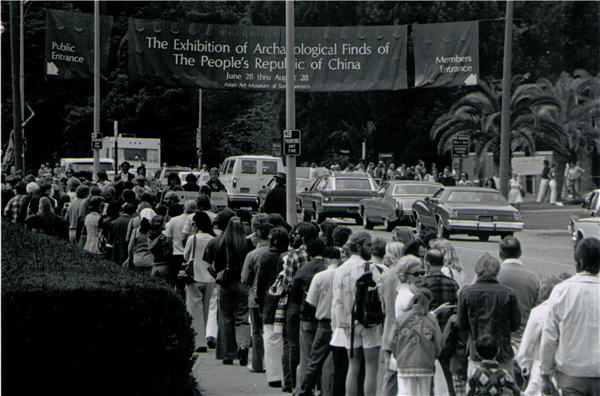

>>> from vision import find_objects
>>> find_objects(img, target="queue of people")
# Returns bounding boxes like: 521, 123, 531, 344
2, 162, 599, 396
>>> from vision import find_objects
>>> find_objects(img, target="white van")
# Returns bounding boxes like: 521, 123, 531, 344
60, 158, 115, 178
219, 155, 284, 209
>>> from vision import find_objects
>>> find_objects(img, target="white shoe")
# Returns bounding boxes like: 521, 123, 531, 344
556, 202, 564, 206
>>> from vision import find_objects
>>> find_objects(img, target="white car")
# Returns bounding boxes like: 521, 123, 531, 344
569, 189, 600, 243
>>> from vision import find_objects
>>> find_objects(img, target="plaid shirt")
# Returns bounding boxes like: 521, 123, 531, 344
3, 194, 26, 224
419, 270, 459, 330
281, 246, 310, 292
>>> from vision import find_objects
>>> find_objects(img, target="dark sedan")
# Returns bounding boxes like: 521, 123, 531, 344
412, 186, 523, 241
358, 181, 442, 230
299, 172, 379, 223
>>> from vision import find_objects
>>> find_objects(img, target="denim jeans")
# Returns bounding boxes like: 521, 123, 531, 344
216, 282, 251, 361
297, 320, 318, 389
284, 303, 301, 388
250, 307, 264, 371
297, 319, 333, 396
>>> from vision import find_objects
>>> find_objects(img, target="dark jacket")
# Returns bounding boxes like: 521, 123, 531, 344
263, 184, 287, 219
109, 214, 132, 265
205, 235, 253, 285
420, 270, 459, 331
457, 276, 520, 363
256, 248, 283, 324
289, 257, 326, 322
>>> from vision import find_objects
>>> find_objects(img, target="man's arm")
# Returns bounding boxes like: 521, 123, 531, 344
509, 292, 521, 333
241, 250, 255, 286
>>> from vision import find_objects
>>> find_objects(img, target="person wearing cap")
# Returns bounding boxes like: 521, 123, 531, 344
263, 172, 287, 219
115, 161, 135, 182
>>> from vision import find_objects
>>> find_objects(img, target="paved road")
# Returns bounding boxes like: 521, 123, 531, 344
194, 205, 583, 395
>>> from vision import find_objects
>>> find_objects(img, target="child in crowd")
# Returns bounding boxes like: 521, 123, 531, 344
468, 335, 521, 396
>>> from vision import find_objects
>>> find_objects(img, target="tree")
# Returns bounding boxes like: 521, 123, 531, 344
533, 70, 600, 195
430, 75, 560, 181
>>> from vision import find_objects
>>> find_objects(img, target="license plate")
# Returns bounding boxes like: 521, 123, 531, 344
479, 216, 493, 222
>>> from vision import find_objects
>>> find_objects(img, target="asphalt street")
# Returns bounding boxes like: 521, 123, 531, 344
194, 204, 585, 395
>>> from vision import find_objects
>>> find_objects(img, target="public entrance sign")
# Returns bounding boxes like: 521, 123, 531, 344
452, 136, 470, 159
413, 21, 479, 88
283, 129, 301, 156
45, 9, 113, 80
128, 19, 408, 91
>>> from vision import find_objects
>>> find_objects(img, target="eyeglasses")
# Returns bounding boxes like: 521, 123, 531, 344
408, 270, 426, 277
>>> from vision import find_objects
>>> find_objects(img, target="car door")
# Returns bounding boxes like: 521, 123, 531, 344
300, 177, 322, 212
421, 188, 444, 227
368, 182, 392, 219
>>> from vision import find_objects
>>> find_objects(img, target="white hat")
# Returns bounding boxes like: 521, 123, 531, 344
26, 182, 39, 194
140, 208, 157, 222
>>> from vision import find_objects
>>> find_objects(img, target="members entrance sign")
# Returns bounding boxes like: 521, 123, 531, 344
413, 21, 479, 88
128, 19, 408, 92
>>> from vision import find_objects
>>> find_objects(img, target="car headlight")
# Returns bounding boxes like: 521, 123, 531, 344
450, 209, 459, 218
514, 211, 521, 221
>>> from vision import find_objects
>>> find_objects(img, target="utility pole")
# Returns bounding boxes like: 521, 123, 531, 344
20, 0, 25, 166
92, 0, 100, 180
197, 89, 202, 169
10, 2, 23, 172
285, 0, 297, 226
499, 1, 514, 197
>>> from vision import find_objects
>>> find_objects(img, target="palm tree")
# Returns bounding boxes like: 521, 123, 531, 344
533, 70, 600, 196
430, 75, 561, 183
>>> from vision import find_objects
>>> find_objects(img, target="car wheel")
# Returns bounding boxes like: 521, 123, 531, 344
301, 207, 312, 222
415, 215, 424, 236
384, 218, 394, 232
478, 234, 490, 242
315, 207, 326, 224
362, 209, 374, 230
436, 218, 450, 239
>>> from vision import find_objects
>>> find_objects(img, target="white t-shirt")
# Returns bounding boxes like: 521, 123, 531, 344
183, 232, 215, 283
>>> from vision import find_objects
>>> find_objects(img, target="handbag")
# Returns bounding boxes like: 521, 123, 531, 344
215, 247, 231, 286
179, 234, 197, 284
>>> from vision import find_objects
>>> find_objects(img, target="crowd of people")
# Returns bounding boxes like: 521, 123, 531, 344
2, 160, 599, 396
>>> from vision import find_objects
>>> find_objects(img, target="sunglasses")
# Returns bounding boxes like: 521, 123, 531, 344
408, 270, 426, 277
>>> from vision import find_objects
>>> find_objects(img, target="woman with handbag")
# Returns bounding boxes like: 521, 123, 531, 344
211, 216, 254, 366
183, 211, 217, 353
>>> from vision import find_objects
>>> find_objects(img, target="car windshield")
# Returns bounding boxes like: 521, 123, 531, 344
393, 184, 440, 195
446, 191, 508, 205
335, 178, 374, 190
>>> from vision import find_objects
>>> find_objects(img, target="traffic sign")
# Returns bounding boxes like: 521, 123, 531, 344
452, 136, 470, 159
283, 129, 301, 156
92, 140, 103, 150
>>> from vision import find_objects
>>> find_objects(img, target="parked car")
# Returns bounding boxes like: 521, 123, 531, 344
569, 189, 600, 243
257, 176, 313, 212
358, 180, 442, 230
219, 155, 284, 210
298, 172, 379, 224
412, 186, 523, 241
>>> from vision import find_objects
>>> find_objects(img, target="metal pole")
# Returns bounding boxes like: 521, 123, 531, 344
499, 1, 513, 198
10, 2, 23, 172
285, 0, 297, 226
197, 89, 202, 169
113, 120, 118, 176
92, 0, 100, 181
20, 0, 25, 167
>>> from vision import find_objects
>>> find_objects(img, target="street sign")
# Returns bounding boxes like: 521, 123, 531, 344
452, 136, 470, 159
283, 129, 301, 156
92, 140, 103, 150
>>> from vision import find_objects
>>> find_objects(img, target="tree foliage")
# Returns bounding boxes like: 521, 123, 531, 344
1, 1, 598, 175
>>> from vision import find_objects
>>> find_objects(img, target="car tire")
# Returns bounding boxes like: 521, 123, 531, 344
436, 218, 450, 239
301, 207, 312, 222
478, 234, 490, 242
362, 210, 374, 230
415, 214, 424, 236
384, 218, 394, 232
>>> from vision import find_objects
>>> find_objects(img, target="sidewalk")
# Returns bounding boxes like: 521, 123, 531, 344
192, 349, 281, 396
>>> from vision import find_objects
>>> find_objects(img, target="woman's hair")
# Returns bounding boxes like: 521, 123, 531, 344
75, 185, 90, 199
106, 200, 121, 218
319, 221, 337, 246
575, 237, 600, 275
139, 217, 151, 233
383, 241, 404, 267
429, 238, 463, 272
185, 173, 198, 183
87, 196, 104, 213
332, 226, 352, 247
392, 226, 416, 245
269, 227, 290, 253
167, 173, 180, 185
38, 196, 53, 215
372, 237, 387, 258
219, 216, 248, 264
193, 211, 215, 235
474, 253, 500, 278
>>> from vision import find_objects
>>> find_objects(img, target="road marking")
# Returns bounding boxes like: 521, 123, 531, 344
455, 244, 574, 269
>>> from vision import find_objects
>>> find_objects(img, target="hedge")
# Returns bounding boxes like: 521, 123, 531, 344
2, 221, 199, 396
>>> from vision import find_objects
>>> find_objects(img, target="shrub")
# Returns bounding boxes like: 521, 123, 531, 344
2, 221, 198, 396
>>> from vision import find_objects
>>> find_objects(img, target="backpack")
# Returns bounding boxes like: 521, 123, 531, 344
350, 262, 384, 356
469, 365, 510, 396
